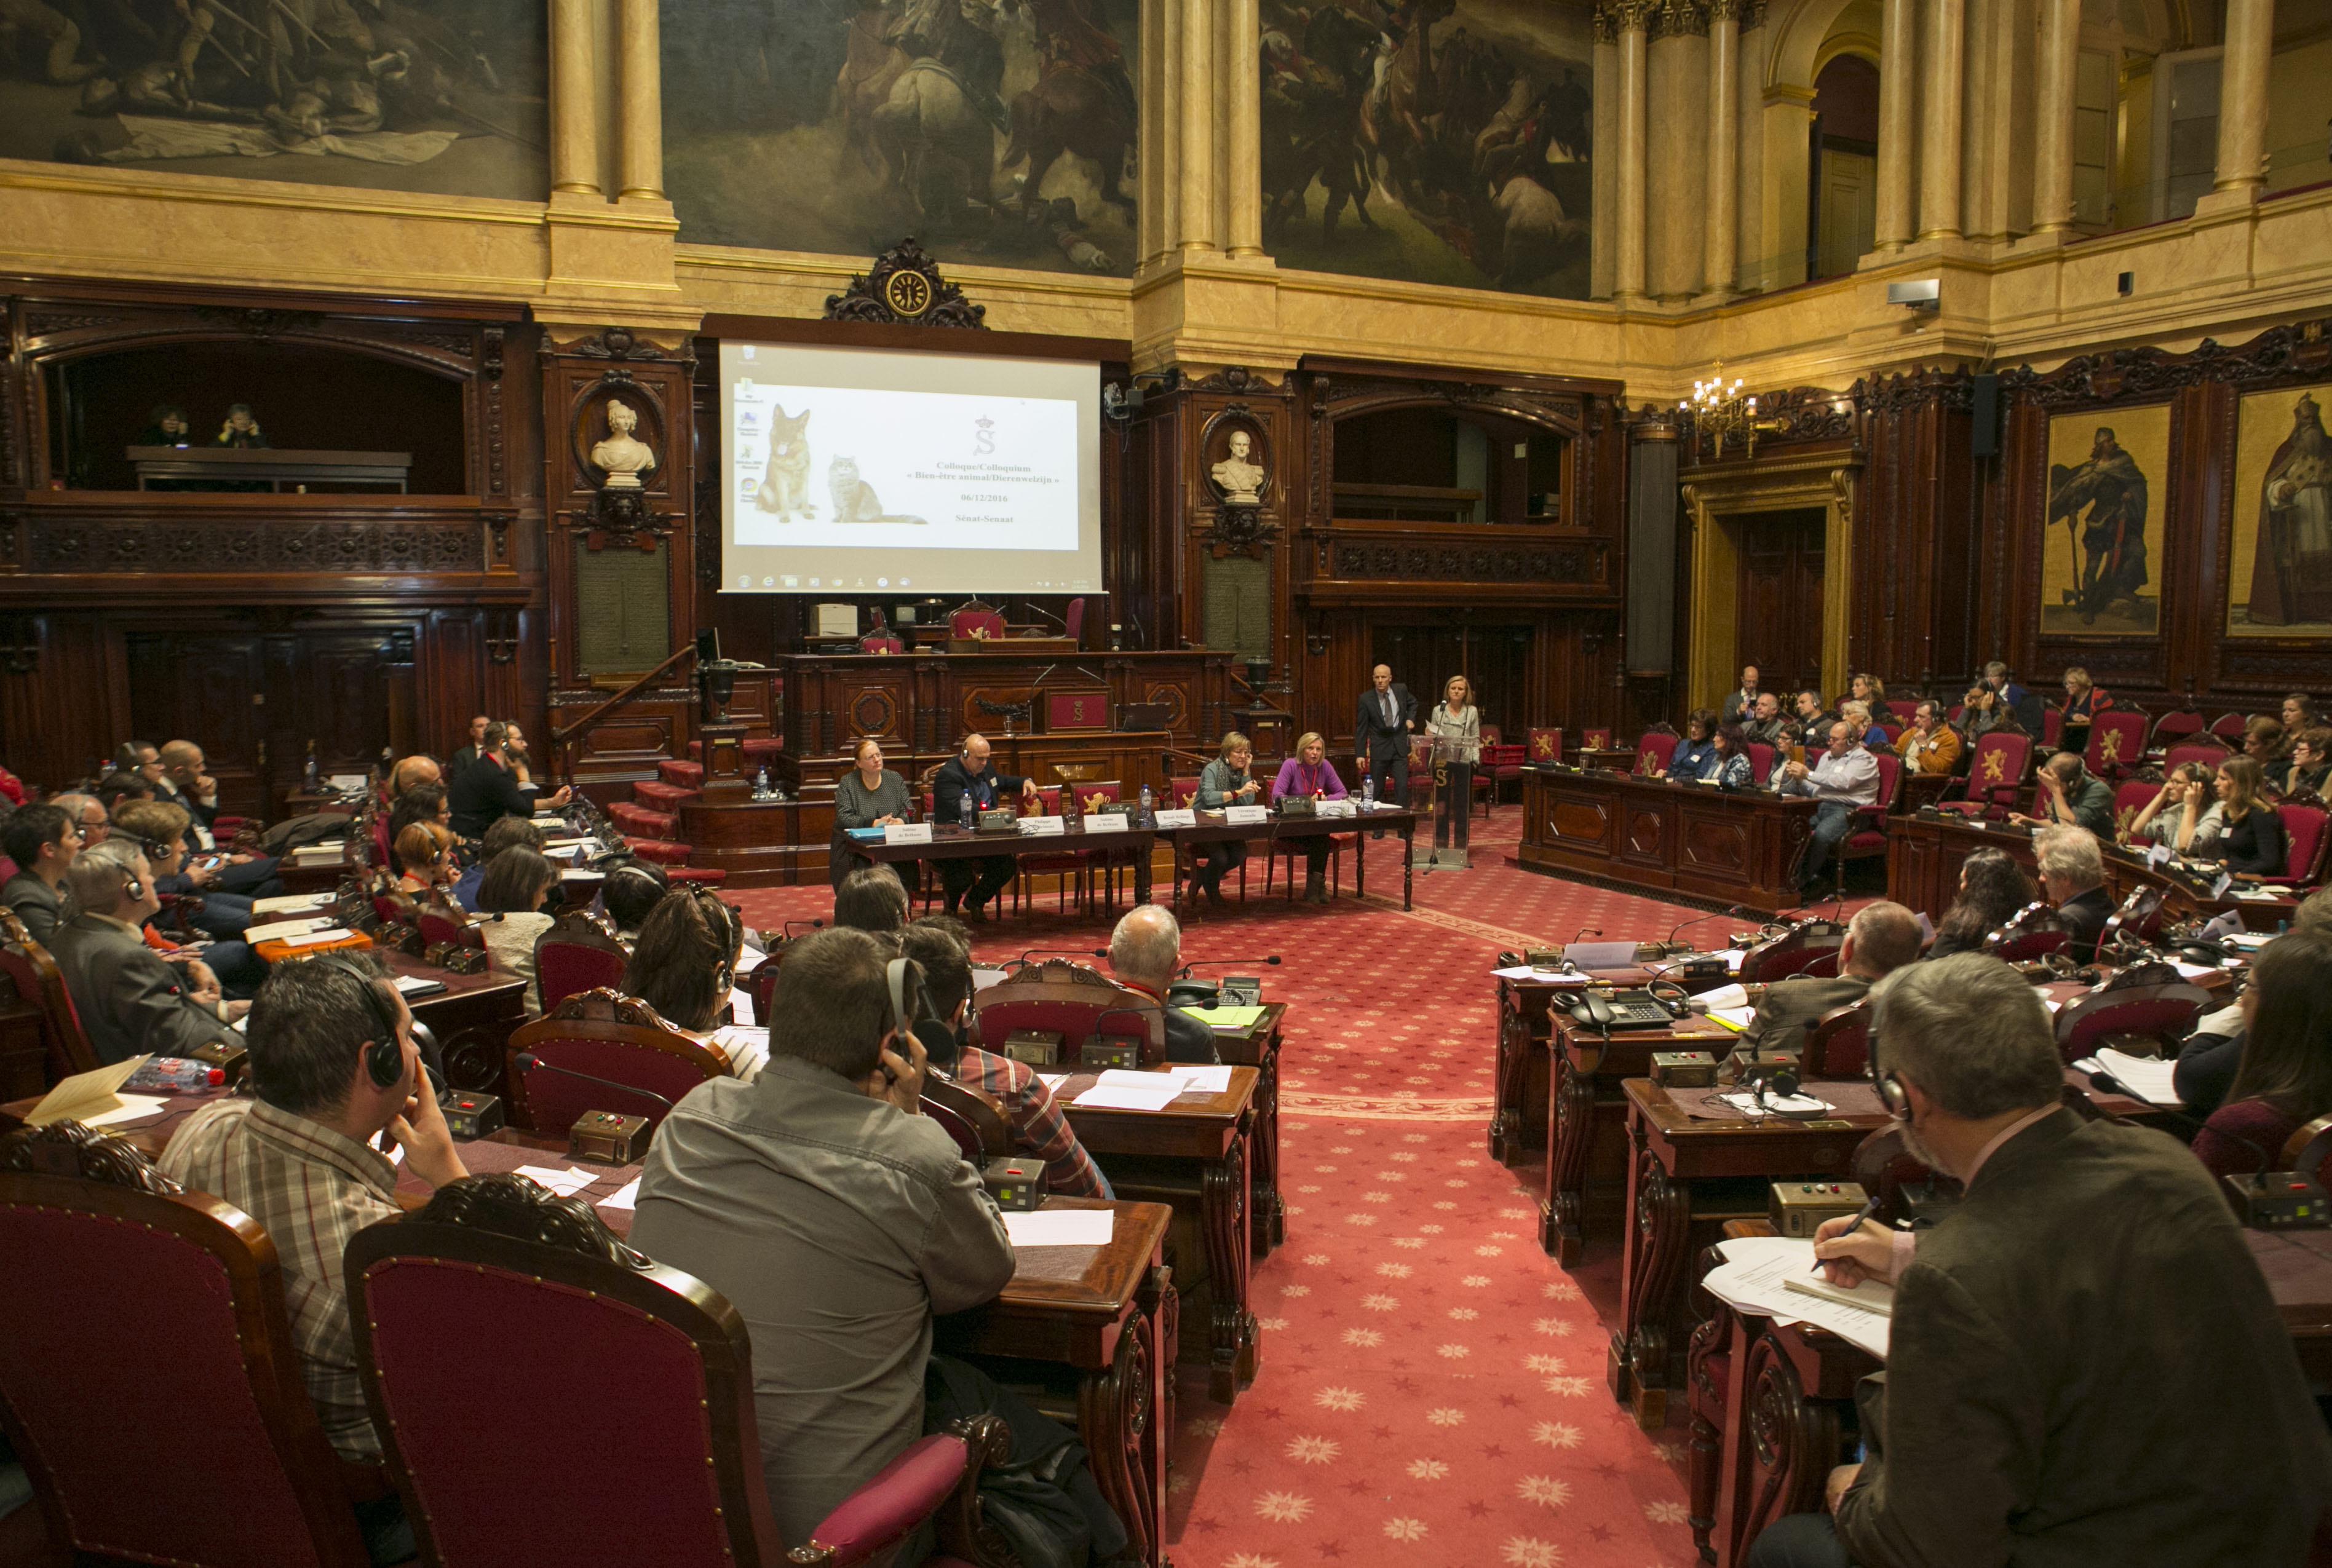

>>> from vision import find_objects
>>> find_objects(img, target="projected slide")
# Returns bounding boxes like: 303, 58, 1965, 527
718, 341, 1103, 597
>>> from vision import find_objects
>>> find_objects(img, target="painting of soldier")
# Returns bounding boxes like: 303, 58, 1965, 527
659, 0, 1137, 278
0, 0, 546, 199
2228, 383, 2332, 635
2041, 407, 2167, 637
1258, 0, 1591, 299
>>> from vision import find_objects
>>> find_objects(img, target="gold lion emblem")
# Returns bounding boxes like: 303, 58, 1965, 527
1980, 750, 2006, 783
2100, 729, 2124, 763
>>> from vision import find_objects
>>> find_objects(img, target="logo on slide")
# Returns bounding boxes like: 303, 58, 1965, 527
974, 416, 995, 457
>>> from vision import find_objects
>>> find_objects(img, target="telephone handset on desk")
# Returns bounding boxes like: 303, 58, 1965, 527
1568, 981, 1692, 1033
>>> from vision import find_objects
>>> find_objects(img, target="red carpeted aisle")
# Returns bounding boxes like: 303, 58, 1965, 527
726, 805, 1727, 1568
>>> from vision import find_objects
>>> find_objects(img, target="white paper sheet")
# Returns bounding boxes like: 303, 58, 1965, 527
712, 1024, 769, 1080
279, 929, 355, 948
729, 987, 756, 1027
1703, 1234, 1892, 1358
1037, 1073, 1069, 1090
1072, 1084, 1184, 1112
244, 918, 330, 944
513, 1165, 601, 1198
1695, 983, 1751, 1010
1165, 1064, 1235, 1094
1095, 1068, 1183, 1092
1714, 1089, 1833, 1118
2090, 1047, 2183, 1107
81, 1093, 169, 1128
973, 967, 1010, 991
252, 892, 338, 915
2171, 960, 2222, 979
1004, 1209, 1116, 1247
598, 1179, 641, 1212
1708, 1006, 1757, 1031
1490, 965, 1589, 983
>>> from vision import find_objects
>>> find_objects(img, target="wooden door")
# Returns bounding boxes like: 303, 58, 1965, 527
1733, 510, 1826, 696
1368, 623, 1533, 738
124, 634, 269, 818
266, 632, 397, 804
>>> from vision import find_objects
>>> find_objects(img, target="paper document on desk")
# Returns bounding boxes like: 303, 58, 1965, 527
23, 1056, 148, 1127
2171, 960, 2221, 980
598, 1179, 641, 1212
1703, 1234, 1892, 1358
1714, 1089, 1831, 1117
1073, 1083, 1184, 1112
513, 1165, 602, 1198
1165, 1064, 1234, 1094
81, 1093, 170, 1128
279, 929, 356, 948
973, 967, 1010, 991
2088, 1047, 2182, 1106
1708, 1007, 1756, 1031
1183, 1004, 1265, 1028
712, 1025, 769, 1080
1005, 1209, 1115, 1247
244, 918, 331, 944
1491, 965, 1589, 983
1696, 983, 1750, 1010
252, 892, 337, 915
1037, 1074, 1069, 1091
729, 987, 756, 1027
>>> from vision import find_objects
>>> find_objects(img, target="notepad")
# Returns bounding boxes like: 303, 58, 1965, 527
23, 1057, 148, 1127
1004, 1209, 1115, 1247
1783, 1274, 1895, 1317
2092, 1046, 2182, 1107
252, 892, 338, 915
1708, 1006, 1756, 1031
1165, 1064, 1234, 1094
1181, 1004, 1265, 1028
244, 918, 331, 944
1073, 1083, 1183, 1112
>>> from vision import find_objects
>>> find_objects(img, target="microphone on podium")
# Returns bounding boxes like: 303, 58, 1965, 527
1178, 956, 1283, 976
514, 1051, 675, 1113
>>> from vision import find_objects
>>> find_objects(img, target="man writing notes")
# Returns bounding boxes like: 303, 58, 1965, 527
1747, 952, 2330, 1568
1778, 721, 1878, 894
932, 732, 1042, 921
1354, 663, 1416, 829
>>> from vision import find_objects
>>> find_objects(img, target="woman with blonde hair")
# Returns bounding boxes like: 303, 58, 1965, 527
1193, 730, 1263, 909
1272, 730, 1349, 903
1427, 673, 1481, 865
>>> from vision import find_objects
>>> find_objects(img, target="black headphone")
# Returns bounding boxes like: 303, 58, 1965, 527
314, 955, 407, 1088
677, 882, 742, 995
1866, 1015, 1910, 1119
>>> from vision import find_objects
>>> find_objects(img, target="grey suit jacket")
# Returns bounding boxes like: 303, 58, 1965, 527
1737, 972, 1870, 1061
1836, 1109, 2331, 1567
1, 871, 61, 943
47, 913, 238, 1066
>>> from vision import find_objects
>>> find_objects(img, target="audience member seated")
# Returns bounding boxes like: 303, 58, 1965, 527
1192, 730, 1264, 911
1925, 847, 2037, 960
1838, 700, 1887, 748
1954, 683, 2025, 742
2243, 714, 2286, 769
2285, 692, 2320, 737
1702, 723, 1755, 790
1787, 690, 1834, 749
2033, 824, 2112, 963
2009, 752, 2115, 839
1893, 700, 1961, 775
159, 952, 467, 1566
2277, 727, 2331, 798
901, 919, 1110, 1198
1734, 900, 1921, 1063
387, 754, 441, 798
2195, 933, 2332, 1182
386, 781, 450, 847
1777, 722, 1879, 893
1748, 953, 2330, 1568
1662, 709, 1718, 779
0, 802, 79, 941
622, 884, 763, 1077
628, 929, 1020, 1551
1106, 904, 1220, 1065
145, 739, 285, 892
502, 721, 548, 790
601, 858, 672, 941
451, 815, 542, 911
448, 721, 569, 838
2058, 666, 2110, 758
1741, 692, 1787, 749
1721, 664, 1761, 726
95, 769, 153, 815
834, 863, 911, 933
932, 731, 1040, 921
49, 840, 239, 1064
1978, 659, 2045, 732
392, 822, 456, 898
50, 791, 109, 849
1271, 729, 1347, 903
2195, 756, 2286, 878
111, 798, 269, 992
475, 846, 560, 1017
1847, 671, 1887, 713
446, 715, 491, 780
2124, 761, 2223, 853
2173, 997, 2251, 1122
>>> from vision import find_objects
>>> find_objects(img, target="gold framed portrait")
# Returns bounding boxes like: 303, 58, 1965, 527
2040, 405, 2170, 638
2225, 381, 2332, 636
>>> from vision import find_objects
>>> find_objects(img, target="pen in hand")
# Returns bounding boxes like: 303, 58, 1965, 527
1815, 1194, 1885, 1273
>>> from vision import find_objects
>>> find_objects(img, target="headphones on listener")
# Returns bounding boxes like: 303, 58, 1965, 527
1866, 1015, 1910, 1119
315, 955, 407, 1089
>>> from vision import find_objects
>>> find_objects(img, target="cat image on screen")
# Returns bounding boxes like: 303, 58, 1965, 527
753, 406, 814, 520
828, 456, 928, 525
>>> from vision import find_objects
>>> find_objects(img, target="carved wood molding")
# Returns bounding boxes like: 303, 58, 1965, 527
10, 508, 494, 576
2002, 317, 2332, 408
824, 239, 988, 330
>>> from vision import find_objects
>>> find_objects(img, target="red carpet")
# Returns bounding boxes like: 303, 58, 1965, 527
728, 806, 1724, 1567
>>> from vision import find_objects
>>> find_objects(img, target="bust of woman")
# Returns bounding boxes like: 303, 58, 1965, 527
592, 398, 657, 490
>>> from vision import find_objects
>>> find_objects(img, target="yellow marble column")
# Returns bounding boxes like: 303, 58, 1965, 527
1702, 0, 1739, 298
1226, 0, 1263, 256
1180, 0, 1220, 252
1614, 0, 1652, 301
617, 0, 662, 200
1918, 0, 1963, 237
1874, 0, 1916, 250
2031, 0, 2079, 233
2211, 0, 2275, 203
1590, 7, 1620, 298
551, 0, 600, 196
1733, 0, 1767, 290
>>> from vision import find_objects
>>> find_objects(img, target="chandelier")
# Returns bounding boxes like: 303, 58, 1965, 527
1681, 369, 1783, 461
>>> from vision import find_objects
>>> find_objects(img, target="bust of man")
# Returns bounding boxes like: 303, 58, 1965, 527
592, 398, 657, 490
1211, 429, 1264, 504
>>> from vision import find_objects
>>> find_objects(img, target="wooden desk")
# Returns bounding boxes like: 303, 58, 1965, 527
379, 952, 530, 1099
1208, 1003, 1285, 1259
277, 844, 363, 894
1517, 767, 1821, 917
1062, 1065, 1260, 1404
1887, 811, 2302, 931
1170, 809, 1418, 911
859, 822, 1157, 913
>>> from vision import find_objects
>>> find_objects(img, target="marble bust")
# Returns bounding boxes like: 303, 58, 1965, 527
591, 398, 657, 490
1211, 428, 1264, 504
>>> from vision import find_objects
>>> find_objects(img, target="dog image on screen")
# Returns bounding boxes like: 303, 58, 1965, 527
828, 456, 928, 526
753, 405, 814, 520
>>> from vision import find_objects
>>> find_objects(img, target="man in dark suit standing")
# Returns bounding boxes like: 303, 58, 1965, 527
932, 732, 1041, 921
1106, 905, 1221, 1065
447, 715, 492, 780
50, 840, 240, 1064
1732, 900, 1921, 1069
449, 721, 571, 838
1750, 952, 2330, 1567
1354, 663, 1417, 826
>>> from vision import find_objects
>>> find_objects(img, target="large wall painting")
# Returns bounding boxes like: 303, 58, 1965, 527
0, 1, 547, 200
2226, 381, 2332, 636
661, 0, 1138, 277
1260, 0, 1592, 298
2041, 404, 2168, 639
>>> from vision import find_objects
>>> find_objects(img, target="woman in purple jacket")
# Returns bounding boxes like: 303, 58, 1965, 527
1271, 731, 1348, 905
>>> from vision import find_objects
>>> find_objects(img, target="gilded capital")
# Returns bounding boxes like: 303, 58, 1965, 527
1593, 2, 1620, 42
1705, 0, 1740, 23
1739, 0, 1767, 26
1652, 0, 1710, 38
1606, 0, 1661, 34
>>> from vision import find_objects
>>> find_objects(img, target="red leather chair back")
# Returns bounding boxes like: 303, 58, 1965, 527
1635, 732, 1680, 775
1884, 700, 1918, 724
1965, 732, 2030, 807
1737, 922, 1844, 984
1480, 724, 1502, 747
1171, 776, 1201, 808
0, 1124, 370, 1567
2279, 801, 2331, 884
972, 959, 1162, 1061
1582, 727, 1612, 749
511, 990, 727, 1136
1804, 999, 1870, 1079
1747, 742, 1775, 782
417, 902, 477, 951
2085, 710, 2149, 776
924, 1095, 986, 1162
1065, 596, 1087, 641
858, 635, 905, 654
1527, 727, 1563, 764
2151, 711, 2205, 747
1800, 951, 1841, 980
536, 940, 628, 1016
2210, 711, 2250, 740
2053, 983, 2211, 1063
2165, 741, 2232, 772
2042, 707, 2062, 748
2111, 780, 2161, 841
0, 906, 99, 1080
1072, 780, 1121, 811
950, 606, 1006, 639
1983, 903, 2071, 963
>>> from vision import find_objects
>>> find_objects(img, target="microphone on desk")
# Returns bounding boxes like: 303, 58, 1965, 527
1663, 905, 1749, 949
1569, 926, 1603, 945
514, 1051, 676, 1113
1178, 956, 1283, 975
782, 919, 825, 938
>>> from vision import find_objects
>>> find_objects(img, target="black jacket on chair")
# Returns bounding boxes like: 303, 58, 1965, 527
2055, 885, 2114, 964
47, 913, 239, 1065
1355, 684, 1417, 766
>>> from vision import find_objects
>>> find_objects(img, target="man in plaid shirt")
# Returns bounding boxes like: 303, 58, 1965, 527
900, 921, 1112, 1198
162, 955, 468, 1564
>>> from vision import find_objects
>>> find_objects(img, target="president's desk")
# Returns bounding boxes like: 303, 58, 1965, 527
1517, 766, 1820, 917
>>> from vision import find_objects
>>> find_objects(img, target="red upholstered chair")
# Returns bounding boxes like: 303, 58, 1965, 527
2109, 778, 2164, 843
858, 633, 905, 654
972, 957, 1164, 1066
1884, 700, 1918, 725
1825, 751, 1904, 895
2150, 710, 2206, 750
1799, 950, 1841, 980
2052, 983, 2212, 1064
1526, 727, 1564, 766
1940, 731, 2031, 818
1408, 732, 1437, 803
1170, 776, 1201, 809
1261, 771, 1347, 900
2165, 740, 2233, 772
416, 894, 481, 953
1478, 724, 1525, 811
510, 988, 730, 1138
1747, 742, 1775, 783
345, 1173, 1011, 1568
948, 601, 1007, 639
2278, 801, 2332, 885
0, 1121, 374, 1567
0, 905, 99, 1081
1982, 901, 2072, 963
1582, 727, 1613, 750
1803, 999, 1870, 1079
1851, 1123, 1961, 1225
740, 948, 787, 1023
1013, 785, 1087, 916
1635, 730, 1681, 777
1064, 596, 1087, 643
1737, 921, 1844, 984
2210, 712, 2250, 742
2084, 708, 2149, 779
924, 1075, 1014, 1166
1876, 723, 1904, 745
534, 906, 631, 1015
2041, 706, 2062, 750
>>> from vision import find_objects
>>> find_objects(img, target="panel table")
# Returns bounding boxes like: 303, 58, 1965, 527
1517, 767, 1821, 917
